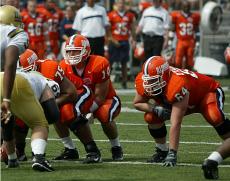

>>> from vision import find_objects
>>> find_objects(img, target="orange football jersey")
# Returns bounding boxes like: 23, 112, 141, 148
108, 10, 135, 41
37, 4, 63, 41
21, 10, 46, 42
60, 55, 117, 99
170, 11, 200, 41
135, 67, 220, 110
36, 59, 64, 84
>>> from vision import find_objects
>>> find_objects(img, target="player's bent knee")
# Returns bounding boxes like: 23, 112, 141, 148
144, 112, 164, 124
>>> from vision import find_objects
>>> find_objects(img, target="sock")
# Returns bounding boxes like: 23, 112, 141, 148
156, 143, 168, 151
61, 136, 75, 149
208, 151, 223, 164
110, 137, 121, 147
8, 152, 17, 160
31, 139, 47, 155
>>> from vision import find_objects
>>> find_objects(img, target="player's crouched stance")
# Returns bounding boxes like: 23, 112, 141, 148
1, 71, 58, 172
133, 56, 230, 168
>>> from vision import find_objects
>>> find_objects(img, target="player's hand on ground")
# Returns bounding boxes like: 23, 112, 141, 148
163, 149, 177, 167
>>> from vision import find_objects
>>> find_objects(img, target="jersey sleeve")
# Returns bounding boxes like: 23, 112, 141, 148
40, 60, 64, 84
7, 29, 29, 54
93, 57, 111, 84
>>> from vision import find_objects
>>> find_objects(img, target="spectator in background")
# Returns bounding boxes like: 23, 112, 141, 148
72, 0, 110, 56
21, 0, 47, 59
136, 0, 170, 60
37, 0, 64, 59
170, 1, 200, 70
59, 5, 76, 59
108, 0, 136, 89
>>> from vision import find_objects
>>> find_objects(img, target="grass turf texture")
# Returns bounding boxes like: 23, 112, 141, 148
1, 78, 230, 181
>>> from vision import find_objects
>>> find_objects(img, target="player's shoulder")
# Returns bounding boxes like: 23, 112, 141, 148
89, 55, 109, 68
170, 10, 180, 18
165, 71, 187, 103
135, 72, 145, 96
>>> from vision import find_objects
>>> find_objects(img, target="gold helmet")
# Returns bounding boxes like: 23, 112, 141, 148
0, 5, 23, 28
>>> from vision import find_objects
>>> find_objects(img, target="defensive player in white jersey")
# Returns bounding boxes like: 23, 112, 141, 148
0, 5, 57, 172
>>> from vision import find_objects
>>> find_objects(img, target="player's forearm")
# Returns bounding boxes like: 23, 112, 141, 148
169, 121, 181, 151
133, 102, 153, 113
3, 46, 19, 99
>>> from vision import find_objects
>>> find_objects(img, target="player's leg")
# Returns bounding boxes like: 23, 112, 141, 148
94, 96, 123, 161
144, 112, 168, 163
175, 40, 185, 69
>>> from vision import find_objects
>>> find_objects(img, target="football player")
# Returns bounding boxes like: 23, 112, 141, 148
36, 0, 64, 58
170, 1, 200, 70
0, 5, 28, 167
133, 56, 230, 166
19, 49, 101, 163
60, 34, 124, 161
201, 45, 230, 179
107, 0, 136, 89
1, 70, 58, 172
21, 0, 47, 59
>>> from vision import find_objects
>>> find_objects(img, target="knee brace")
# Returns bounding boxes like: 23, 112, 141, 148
2, 115, 15, 141
214, 118, 230, 136
148, 124, 167, 139
41, 98, 60, 124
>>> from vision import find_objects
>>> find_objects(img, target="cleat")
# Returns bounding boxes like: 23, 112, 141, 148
7, 159, 19, 168
147, 147, 168, 163
111, 146, 123, 161
54, 147, 79, 160
202, 159, 219, 179
83, 151, 102, 164
32, 154, 54, 172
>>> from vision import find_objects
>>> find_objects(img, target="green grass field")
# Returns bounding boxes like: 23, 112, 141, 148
1, 78, 230, 181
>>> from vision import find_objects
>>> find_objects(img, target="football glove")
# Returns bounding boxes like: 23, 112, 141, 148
163, 149, 177, 167
152, 105, 171, 120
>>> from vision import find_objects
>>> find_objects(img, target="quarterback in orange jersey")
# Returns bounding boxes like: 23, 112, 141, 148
60, 34, 124, 161
37, 0, 64, 57
21, 0, 47, 59
107, 0, 136, 89
17, 49, 102, 163
170, 1, 200, 69
133, 56, 230, 167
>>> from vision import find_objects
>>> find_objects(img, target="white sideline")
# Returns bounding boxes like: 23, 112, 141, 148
25, 138, 222, 145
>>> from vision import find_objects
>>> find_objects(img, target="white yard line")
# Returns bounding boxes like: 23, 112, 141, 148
25, 138, 222, 145
94, 122, 212, 128
50, 160, 230, 168
120, 107, 230, 116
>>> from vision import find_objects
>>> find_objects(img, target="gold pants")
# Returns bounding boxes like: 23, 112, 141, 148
1, 73, 48, 128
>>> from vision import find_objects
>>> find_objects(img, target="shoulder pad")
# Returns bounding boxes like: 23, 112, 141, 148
8, 28, 24, 38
